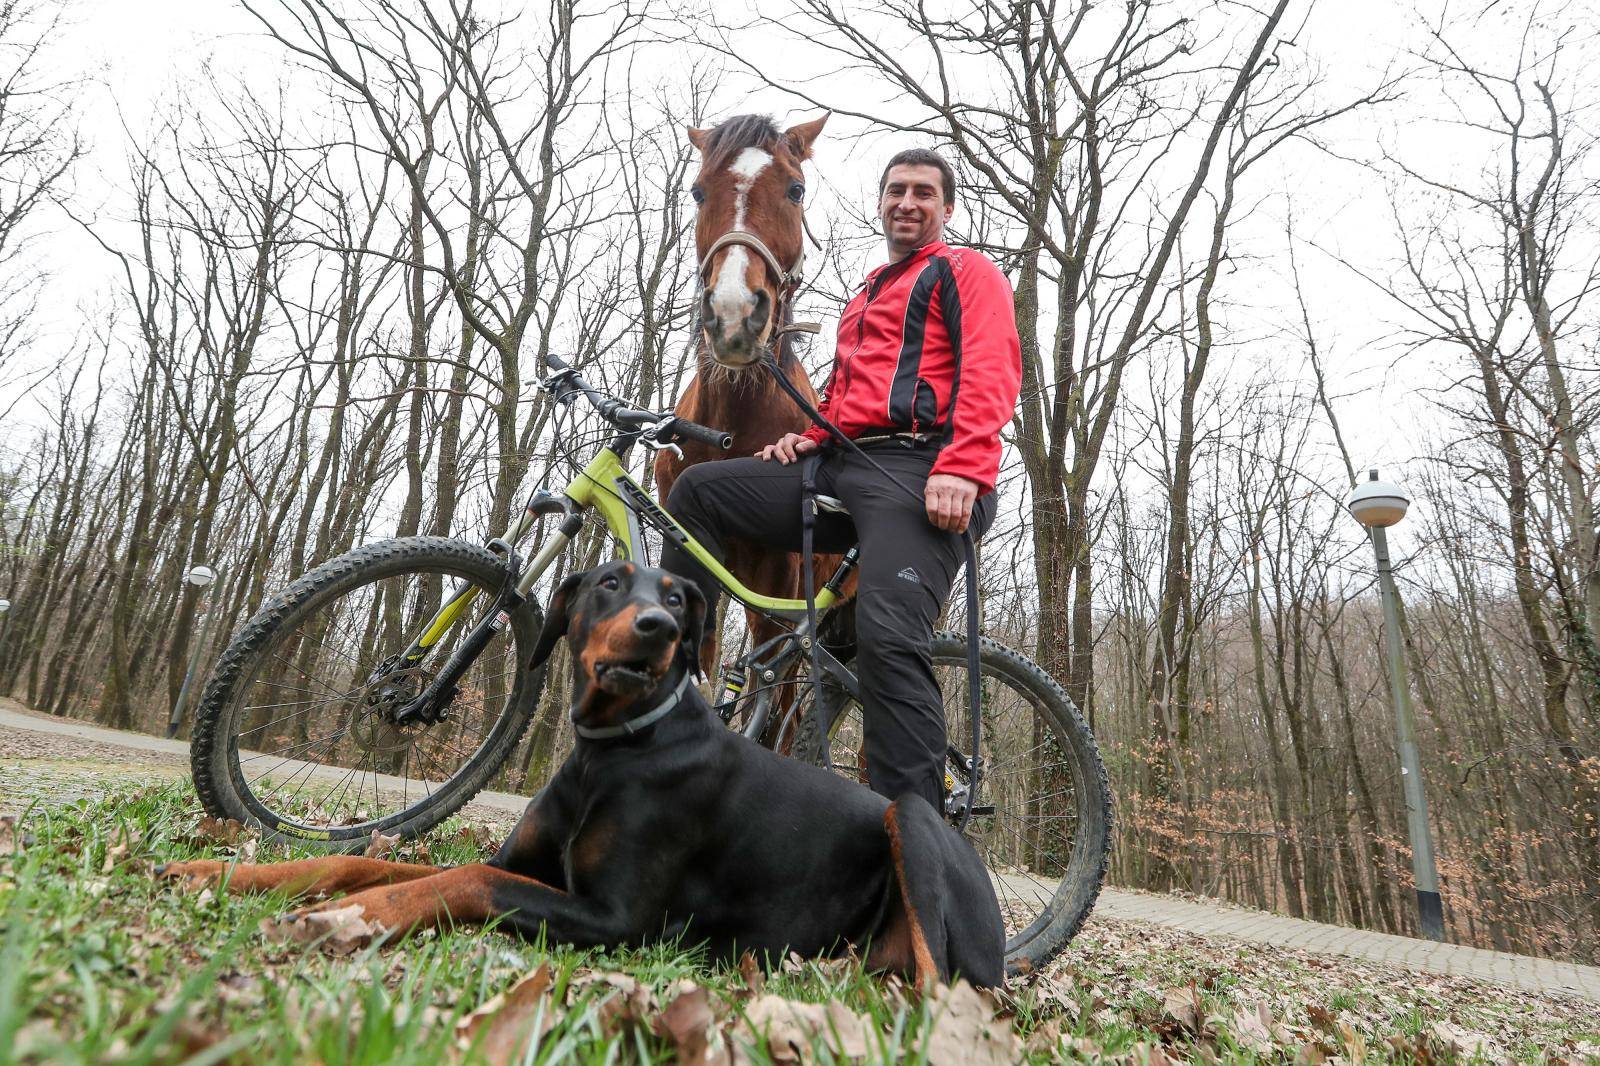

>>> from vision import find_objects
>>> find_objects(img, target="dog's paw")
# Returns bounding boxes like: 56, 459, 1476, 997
155, 860, 226, 891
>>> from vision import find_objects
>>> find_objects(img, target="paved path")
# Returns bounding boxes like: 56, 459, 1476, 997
5, 700, 1599, 1003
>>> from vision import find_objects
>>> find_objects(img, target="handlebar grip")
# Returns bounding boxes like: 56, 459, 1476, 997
675, 419, 733, 450
544, 353, 571, 373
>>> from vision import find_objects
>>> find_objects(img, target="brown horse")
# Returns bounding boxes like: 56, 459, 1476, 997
655, 113, 832, 686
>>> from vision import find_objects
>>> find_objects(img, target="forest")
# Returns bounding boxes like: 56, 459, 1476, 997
1, 0, 1596, 964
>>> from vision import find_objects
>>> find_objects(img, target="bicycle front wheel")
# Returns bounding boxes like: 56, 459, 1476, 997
792, 631, 1113, 977
190, 537, 548, 847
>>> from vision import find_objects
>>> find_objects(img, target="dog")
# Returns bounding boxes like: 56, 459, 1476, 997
157, 560, 1005, 987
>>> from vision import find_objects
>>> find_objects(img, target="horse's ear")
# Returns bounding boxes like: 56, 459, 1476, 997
783, 113, 829, 160
687, 126, 710, 152
529, 570, 585, 670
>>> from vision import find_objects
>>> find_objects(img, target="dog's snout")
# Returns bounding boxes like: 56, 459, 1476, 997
633, 608, 678, 639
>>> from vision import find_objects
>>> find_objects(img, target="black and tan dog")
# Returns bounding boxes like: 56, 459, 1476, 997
158, 561, 1004, 987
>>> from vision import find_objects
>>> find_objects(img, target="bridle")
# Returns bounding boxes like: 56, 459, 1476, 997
694, 227, 821, 345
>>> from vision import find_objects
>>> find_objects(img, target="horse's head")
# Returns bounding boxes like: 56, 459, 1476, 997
687, 113, 828, 367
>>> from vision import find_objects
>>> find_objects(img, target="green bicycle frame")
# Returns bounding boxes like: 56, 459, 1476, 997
409, 444, 841, 658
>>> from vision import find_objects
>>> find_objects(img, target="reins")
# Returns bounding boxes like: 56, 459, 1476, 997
695, 218, 983, 829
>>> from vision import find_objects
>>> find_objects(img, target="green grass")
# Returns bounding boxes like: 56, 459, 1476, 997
2, 780, 1597, 1064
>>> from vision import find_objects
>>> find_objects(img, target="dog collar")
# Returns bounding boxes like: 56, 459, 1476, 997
574, 672, 693, 741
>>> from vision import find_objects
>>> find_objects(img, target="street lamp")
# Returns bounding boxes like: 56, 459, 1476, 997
0, 599, 11, 689
167, 565, 220, 738
1347, 469, 1445, 942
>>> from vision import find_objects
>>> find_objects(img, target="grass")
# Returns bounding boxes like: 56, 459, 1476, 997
2, 780, 1598, 1064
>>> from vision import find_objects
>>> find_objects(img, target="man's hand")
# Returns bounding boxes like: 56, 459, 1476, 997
925, 473, 980, 533
757, 432, 819, 465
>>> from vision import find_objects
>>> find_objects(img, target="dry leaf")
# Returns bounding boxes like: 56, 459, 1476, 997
1162, 983, 1205, 1033
1230, 1002, 1278, 1055
0, 815, 19, 857
735, 994, 870, 1064
195, 816, 248, 845
1429, 1022, 1503, 1060
454, 963, 558, 1066
101, 824, 140, 874
261, 905, 381, 956
364, 829, 401, 860
738, 951, 766, 997
568, 969, 656, 1033
654, 984, 736, 1066
922, 981, 1022, 1066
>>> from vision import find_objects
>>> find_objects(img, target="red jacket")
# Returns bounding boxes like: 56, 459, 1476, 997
801, 241, 1022, 495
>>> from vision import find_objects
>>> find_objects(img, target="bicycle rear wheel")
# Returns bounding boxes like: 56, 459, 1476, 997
793, 631, 1112, 977
190, 537, 548, 847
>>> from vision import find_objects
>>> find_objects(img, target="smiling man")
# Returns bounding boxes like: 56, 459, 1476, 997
662, 148, 1023, 811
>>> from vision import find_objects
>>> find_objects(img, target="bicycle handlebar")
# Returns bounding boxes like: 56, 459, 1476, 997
543, 354, 731, 451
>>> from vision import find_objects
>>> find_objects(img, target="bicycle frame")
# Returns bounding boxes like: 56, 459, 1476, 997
393, 432, 859, 740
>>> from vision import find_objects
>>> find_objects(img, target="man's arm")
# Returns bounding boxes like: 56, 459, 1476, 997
929, 253, 1023, 499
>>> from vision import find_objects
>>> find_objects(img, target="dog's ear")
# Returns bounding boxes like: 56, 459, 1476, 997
529, 570, 585, 670
677, 577, 709, 681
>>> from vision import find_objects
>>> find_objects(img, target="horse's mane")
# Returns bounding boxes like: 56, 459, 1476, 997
701, 114, 782, 173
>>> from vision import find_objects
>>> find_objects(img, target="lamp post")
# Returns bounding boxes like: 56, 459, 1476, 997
167, 565, 219, 739
1347, 469, 1444, 942
0, 599, 10, 689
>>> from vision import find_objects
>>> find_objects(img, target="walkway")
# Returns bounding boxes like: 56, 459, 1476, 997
4, 699, 1598, 1003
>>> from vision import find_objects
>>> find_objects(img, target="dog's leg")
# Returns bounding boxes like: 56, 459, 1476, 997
280, 863, 636, 947
156, 856, 441, 898
867, 796, 1006, 989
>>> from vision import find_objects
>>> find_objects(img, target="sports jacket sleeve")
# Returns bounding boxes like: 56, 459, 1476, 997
799, 363, 836, 448
930, 254, 1022, 495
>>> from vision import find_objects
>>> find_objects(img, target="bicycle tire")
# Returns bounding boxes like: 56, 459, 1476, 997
792, 631, 1113, 977
190, 536, 547, 848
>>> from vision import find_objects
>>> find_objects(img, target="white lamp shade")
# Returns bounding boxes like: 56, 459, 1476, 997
186, 565, 218, 587
1348, 478, 1410, 528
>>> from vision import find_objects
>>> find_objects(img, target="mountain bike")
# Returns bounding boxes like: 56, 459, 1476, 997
189, 352, 1112, 974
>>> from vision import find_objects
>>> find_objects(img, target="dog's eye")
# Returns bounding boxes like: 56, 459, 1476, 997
787, 182, 805, 203
600, 575, 620, 591
665, 592, 682, 607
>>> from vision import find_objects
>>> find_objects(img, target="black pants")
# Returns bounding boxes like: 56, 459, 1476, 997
660, 443, 995, 809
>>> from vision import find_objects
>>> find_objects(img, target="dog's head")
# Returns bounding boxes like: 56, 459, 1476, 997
529, 561, 709, 726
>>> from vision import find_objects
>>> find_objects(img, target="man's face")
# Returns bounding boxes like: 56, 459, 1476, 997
878, 163, 953, 253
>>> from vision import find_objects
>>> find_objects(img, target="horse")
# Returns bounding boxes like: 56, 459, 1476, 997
654, 113, 838, 720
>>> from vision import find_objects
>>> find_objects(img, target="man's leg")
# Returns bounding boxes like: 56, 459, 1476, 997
834, 448, 995, 810
660, 456, 843, 618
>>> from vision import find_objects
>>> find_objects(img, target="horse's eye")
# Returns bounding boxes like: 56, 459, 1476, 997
665, 592, 683, 607
690, 186, 705, 204
787, 182, 805, 203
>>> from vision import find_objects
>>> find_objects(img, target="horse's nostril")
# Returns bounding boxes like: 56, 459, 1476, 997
700, 289, 715, 322
746, 289, 771, 335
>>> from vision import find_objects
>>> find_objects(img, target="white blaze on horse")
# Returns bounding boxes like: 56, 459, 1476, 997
656, 114, 840, 683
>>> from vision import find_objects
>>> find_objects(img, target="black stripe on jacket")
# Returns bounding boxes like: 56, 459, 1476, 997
888, 255, 961, 433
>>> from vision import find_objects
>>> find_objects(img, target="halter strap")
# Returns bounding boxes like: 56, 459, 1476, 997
573, 672, 692, 741
696, 229, 805, 295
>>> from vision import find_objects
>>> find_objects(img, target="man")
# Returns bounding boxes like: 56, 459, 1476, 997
662, 148, 1023, 811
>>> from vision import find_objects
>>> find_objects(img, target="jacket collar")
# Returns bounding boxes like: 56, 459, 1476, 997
866, 240, 948, 285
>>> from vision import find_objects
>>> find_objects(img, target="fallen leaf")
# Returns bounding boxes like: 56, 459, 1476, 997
654, 984, 735, 1066
738, 951, 766, 997
261, 905, 381, 956
1229, 1003, 1276, 1055
454, 963, 558, 1066
364, 829, 401, 860
567, 969, 655, 1033
735, 994, 870, 1064
195, 816, 248, 845
0, 816, 18, 857
1429, 1021, 1502, 1060
101, 823, 141, 874
922, 981, 1022, 1066
1162, 983, 1205, 1033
